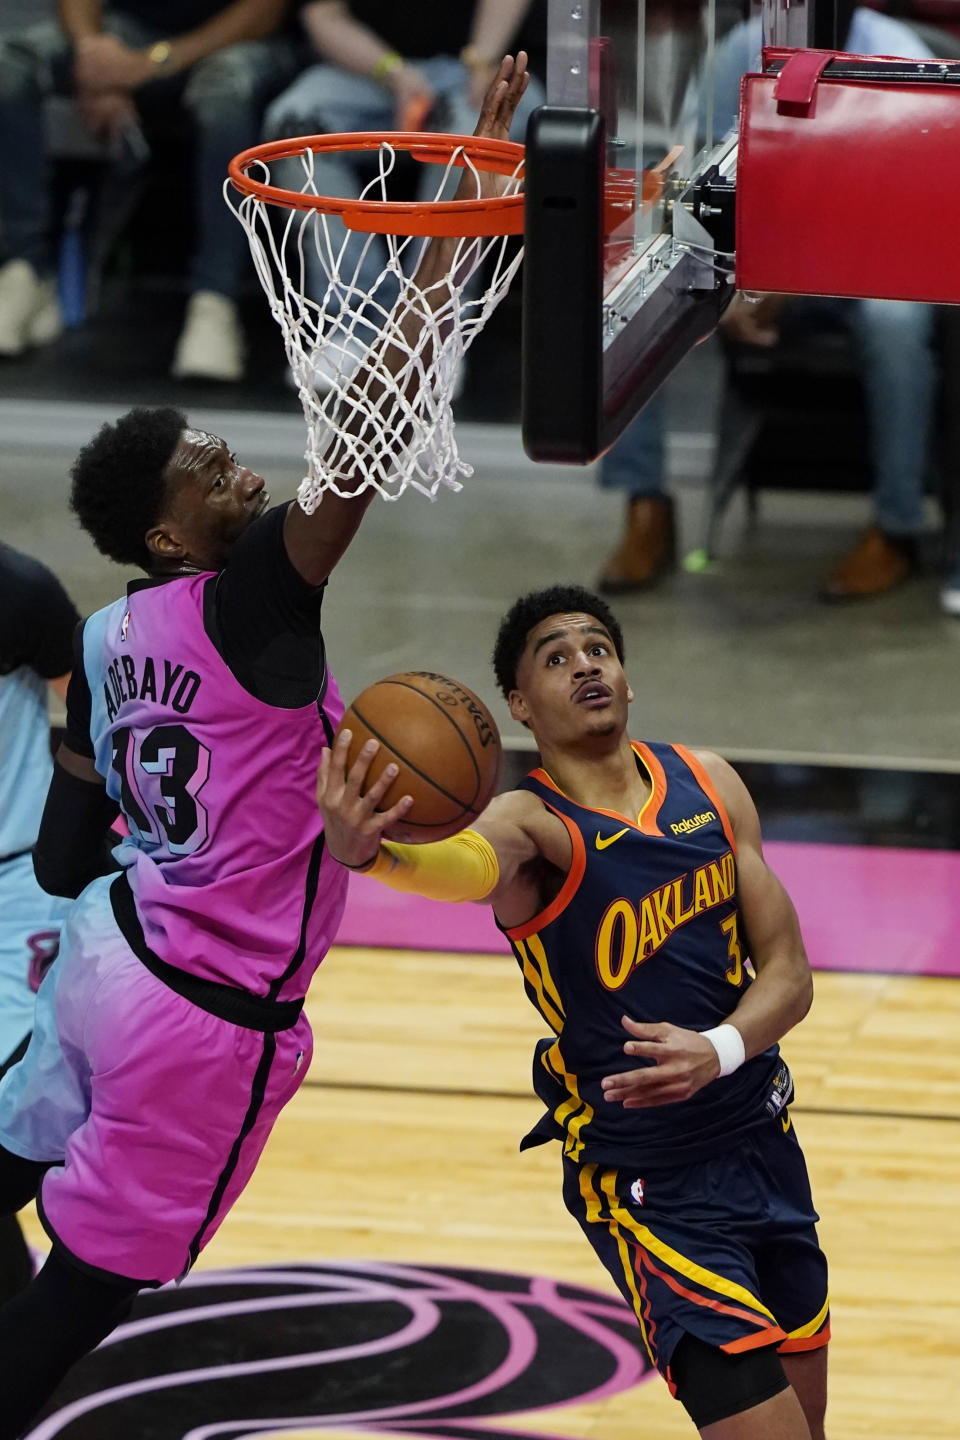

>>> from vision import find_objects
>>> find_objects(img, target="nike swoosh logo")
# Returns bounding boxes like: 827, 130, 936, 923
595, 827, 630, 851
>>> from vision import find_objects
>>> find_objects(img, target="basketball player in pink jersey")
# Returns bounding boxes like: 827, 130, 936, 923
0, 54, 530, 1439
318, 584, 830, 1440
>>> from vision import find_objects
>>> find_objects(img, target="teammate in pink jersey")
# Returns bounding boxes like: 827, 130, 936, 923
0, 54, 531, 1439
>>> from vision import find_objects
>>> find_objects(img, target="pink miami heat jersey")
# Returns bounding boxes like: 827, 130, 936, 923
79, 572, 346, 1000
501, 741, 787, 1168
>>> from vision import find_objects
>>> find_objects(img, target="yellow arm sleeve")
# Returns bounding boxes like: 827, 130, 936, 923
362, 828, 499, 903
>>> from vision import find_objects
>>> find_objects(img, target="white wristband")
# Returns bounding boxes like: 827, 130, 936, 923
701, 1023, 746, 1078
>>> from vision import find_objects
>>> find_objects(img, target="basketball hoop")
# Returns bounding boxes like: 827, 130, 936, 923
226, 132, 525, 510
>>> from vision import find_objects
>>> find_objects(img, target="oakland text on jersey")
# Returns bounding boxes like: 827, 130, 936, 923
595, 848, 736, 990
103, 654, 201, 723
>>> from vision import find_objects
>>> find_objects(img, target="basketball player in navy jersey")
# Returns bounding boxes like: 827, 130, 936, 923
318, 583, 830, 1440
0, 543, 80, 1304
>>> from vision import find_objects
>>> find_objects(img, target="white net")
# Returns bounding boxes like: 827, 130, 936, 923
226, 139, 525, 511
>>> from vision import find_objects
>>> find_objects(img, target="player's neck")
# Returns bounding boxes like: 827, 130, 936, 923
147, 558, 210, 579
539, 733, 649, 817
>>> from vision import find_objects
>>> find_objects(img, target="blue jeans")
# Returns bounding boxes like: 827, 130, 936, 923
598, 393, 668, 500
0, 16, 304, 298
600, 297, 936, 537
781, 296, 936, 537
263, 55, 543, 312
701, 7, 938, 536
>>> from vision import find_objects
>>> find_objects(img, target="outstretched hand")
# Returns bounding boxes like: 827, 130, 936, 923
316, 729, 413, 870
600, 1016, 722, 1108
447, 52, 527, 209
473, 51, 530, 143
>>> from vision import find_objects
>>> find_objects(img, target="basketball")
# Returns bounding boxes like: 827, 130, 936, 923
336, 672, 503, 843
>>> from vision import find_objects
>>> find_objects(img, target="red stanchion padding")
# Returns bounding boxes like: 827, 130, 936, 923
736, 47, 960, 303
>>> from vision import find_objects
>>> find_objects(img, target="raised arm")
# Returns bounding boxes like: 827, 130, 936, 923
602, 750, 813, 1108
282, 52, 530, 587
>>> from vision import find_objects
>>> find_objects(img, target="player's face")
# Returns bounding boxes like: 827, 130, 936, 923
148, 429, 270, 571
509, 612, 633, 746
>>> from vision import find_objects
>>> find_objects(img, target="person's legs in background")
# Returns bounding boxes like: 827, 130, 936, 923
261, 63, 400, 390
821, 297, 936, 600
171, 35, 305, 382
597, 392, 675, 593
0, 20, 71, 355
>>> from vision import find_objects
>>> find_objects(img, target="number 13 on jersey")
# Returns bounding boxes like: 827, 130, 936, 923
110, 723, 211, 856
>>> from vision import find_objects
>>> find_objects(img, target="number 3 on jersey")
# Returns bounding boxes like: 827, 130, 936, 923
110, 723, 211, 856
720, 912, 744, 987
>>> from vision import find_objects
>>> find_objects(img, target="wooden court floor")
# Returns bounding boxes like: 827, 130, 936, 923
22, 948, 960, 1439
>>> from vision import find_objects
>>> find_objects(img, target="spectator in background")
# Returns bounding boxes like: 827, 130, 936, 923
0, 542, 80, 1304
720, 285, 936, 602
598, 3, 940, 604
262, 0, 545, 391
596, 0, 720, 595
597, 394, 675, 595
0, 0, 305, 382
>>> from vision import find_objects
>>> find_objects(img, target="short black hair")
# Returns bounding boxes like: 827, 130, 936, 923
70, 406, 187, 570
492, 584, 625, 698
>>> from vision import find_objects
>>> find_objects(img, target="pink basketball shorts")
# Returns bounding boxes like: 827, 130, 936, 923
0, 875, 313, 1285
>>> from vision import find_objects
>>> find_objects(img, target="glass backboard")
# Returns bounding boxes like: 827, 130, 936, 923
521, 0, 814, 463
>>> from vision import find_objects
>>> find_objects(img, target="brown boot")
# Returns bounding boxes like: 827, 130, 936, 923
598, 496, 676, 593
820, 526, 918, 601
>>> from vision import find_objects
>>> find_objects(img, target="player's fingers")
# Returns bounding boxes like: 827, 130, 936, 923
476, 56, 512, 126
623, 1041, 667, 1062
504, 51, 529, 109
602, 1082, 660, 1106
478, 78, 509, 133
621, 1016, 669, 1041
344, 736, 380, 795
315, 745, 331, 806
490, 54, 528, 130
622, 1078, 693, 1108
330, 726, 356, 783
601, 1065, 657, 1092
377, 792, 414, 829
320, 729, 355, 804
361, 759, 401, 811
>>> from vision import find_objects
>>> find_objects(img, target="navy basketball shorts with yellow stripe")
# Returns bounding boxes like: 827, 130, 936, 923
561, 1112, 830, 1388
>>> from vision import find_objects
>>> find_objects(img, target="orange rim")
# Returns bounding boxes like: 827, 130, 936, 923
228, 131, 525, 237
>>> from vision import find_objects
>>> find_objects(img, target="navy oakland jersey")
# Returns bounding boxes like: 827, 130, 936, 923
501, 740, 788, 1168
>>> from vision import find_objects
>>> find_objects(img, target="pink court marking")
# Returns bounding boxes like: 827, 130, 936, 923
336, 840, 960, 979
